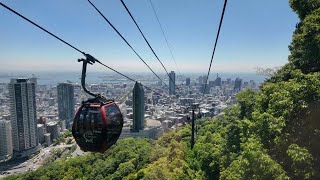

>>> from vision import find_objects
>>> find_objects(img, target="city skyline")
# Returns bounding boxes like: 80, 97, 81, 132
0, 0, 298, 73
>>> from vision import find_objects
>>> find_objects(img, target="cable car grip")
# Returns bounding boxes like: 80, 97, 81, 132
78, 54, 114, 105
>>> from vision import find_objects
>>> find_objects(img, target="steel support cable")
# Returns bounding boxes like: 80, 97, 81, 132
86, 0, 168, 89
120, 0, 181, 94
0, 2, 163, 96
203, 0, 228, 98
95, 60, 136, 82
148, 0, 181, 77
97, 60, 164, 96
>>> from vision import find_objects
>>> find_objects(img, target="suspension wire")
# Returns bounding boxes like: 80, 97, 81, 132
120, 0, 181, 94
0, 2, 164, 96
203, 0, 228, 98
95, 60, 136, 82
148, 0, 181, 77
86, 0, 168, 89
97, 60, 164, 96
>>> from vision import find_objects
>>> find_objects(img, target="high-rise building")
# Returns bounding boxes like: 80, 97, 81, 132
44, 133, 51, 146
60, 120, 66, 132
132, 82, 145, 132
198, 76, 203, 84
47, 122, 59, 140
243, 81, 249, 88
29, 75, 37, 92
234, 78, 242, 91
202, 75, 207, 84
37, 124, 45, 144
209, 81, 215, 88
169, 71, 176, 95
57, 83, 75, 129
201, 84, 210, 94
227, 78, 231, 85
186, 78, 191, 86
9, 79, 39, 157
48, 98, 55, 106
0, 120, 13, 161
249, 80, 256, 88
215, 74, 222, 86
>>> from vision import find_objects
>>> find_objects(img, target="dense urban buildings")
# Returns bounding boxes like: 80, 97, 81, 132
132, 82, 145, 132
57, 83, 75, 129
0, 73, 258, 175
8, 79, 39, 158
169, 71, 176, 95
201, 83, 210, 94
0, 120, 13, 161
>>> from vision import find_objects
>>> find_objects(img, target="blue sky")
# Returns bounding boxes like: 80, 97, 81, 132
0, 0, 298, 74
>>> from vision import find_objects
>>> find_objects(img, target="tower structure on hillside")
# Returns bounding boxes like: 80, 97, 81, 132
57, 83, 75, 129
132, 82, 145, 132
169, 71, 176, 95
9, 78, 39, 158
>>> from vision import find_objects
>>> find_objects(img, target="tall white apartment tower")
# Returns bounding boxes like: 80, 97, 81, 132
9, 79, 39, 157
0, 120, 13, 161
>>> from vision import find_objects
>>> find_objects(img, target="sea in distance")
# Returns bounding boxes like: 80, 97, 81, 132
0, 71, 267, 86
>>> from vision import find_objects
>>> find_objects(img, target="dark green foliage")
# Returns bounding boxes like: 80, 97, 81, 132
52, 129, 73, 145
191, 1, 320, 178
220, 138, 289, 180
288, 8, 320, 73
236, 89, 256, 119
289, 0, 320, 19
287, 144, 315, 179
6, 138, 154, 180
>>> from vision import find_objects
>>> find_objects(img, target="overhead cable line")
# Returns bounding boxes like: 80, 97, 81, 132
0, 2, 163, 96
148, 0, 181, 76
86, 0, 168, 89
120, 0, 181, 94
203, 0, 228, 97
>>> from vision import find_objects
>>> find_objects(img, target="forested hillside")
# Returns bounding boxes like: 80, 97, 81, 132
5, 0, 320, 179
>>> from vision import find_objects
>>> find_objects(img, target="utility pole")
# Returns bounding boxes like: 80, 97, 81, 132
191, 108, 195, 149
191, 103, 199, 149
